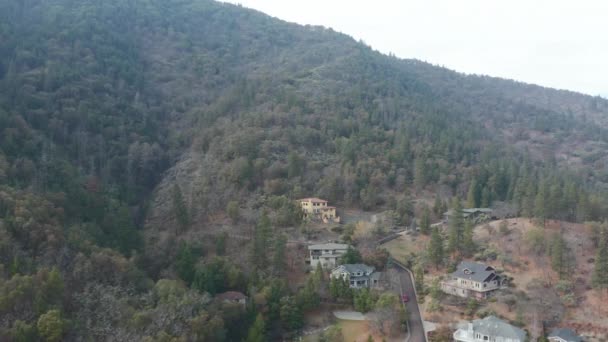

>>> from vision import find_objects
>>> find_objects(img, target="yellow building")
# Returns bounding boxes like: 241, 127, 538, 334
299, 197, 340, 223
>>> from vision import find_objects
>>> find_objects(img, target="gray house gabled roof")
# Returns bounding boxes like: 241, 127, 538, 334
549, 328, 583, 342
308, 243, 349, 251
334, 263, 375, 276
452, 261, 498, 283
473, 316, 526, 341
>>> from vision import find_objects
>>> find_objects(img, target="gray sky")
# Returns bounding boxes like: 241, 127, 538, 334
223, 0, 607, 97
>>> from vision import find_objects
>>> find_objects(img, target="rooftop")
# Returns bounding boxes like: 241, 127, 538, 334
335, 263, 375, 275
308, 243, 349, 250
452, 261, 497, 283
299, 197, 328, 203
461, 316, 526, 341
548, 328, 582, 342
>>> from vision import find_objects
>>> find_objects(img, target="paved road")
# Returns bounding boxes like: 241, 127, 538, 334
391, 261, 426, 342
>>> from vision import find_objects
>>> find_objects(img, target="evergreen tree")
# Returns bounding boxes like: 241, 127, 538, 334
414, 158, 427, 190
215, 232, 228, 256
550, 233, 567, 279
226, 201, 240, 222
246, 314, 266, 342
420, 205, 431, 235
272, 234, 287, 276
592, 228, 608, 290
433, 195, 443, 216
534, 181, 548, 226
447, 198, 464, 254
341, 247, 362, 264
481, 186, 492, 208
280, 296, 304, 332
353, 288, 374, 313
466, 180, 479, 208
172, 184, 189, 233
462, 220, 476, 257
297, 276, 320, 311
252, 212, 272, 270
428, 227, 444, 268
414, 264, 425, 297
176, 243, 196, 284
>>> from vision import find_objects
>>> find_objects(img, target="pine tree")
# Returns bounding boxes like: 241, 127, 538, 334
592, 228, 608, 290
447, 198, 464, 254
433, 195, 443, 216
481, 187, 492, 208
550, 233, 566, 279
176, 243, 196, 284
172, 184, 189, 233
466, 180, 479, 208
420, 205, 431, 235
252, 212, 272, 270
462, 220, 476, 257
428, 226, 444, 268
414, 264, 425, 297
414, 158, 427, 190
272, 234, 287, 276
246, 314, 266, 342
534, 181, 548, 226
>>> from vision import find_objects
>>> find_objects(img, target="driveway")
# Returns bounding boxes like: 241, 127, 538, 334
333, 311, 366, 321
390, 261, 427, 342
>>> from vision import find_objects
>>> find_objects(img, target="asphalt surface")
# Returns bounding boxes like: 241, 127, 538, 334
391, 262, 426, 342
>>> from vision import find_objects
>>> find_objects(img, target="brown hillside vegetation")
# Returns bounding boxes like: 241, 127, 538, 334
476, 219, 608, 339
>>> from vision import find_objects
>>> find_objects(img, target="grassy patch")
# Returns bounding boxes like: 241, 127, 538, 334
338, 319, 369, 341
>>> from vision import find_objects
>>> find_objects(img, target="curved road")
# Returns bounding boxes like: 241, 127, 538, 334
390, 260, 426, 342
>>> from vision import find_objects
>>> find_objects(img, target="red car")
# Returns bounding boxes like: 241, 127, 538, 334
401, 294, 409, 302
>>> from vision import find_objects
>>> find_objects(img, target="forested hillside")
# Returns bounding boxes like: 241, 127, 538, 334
1, 0, 608, 340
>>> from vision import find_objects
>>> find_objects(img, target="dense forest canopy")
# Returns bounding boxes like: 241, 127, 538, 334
1, 0, 608, 340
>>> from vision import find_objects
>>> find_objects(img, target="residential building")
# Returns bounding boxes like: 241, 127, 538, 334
331, 263, 380, 289
444, 208, 494, 224
441, 261, 503, 299
548, 328, 583, 342
299, 197, 340, 223
216, 291, 247, 305
453, 316, 526, 342
308, 243, 349, 268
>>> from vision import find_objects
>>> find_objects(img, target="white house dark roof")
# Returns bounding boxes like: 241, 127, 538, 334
549, 328, 583, 342
452, 261, 498, 283
473, 316, 526, 341
300, 197, 328, 203
308, 243, 349, 250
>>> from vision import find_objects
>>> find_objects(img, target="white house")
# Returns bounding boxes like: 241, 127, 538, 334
454, 316, 526, 342
308, 243, 349, 268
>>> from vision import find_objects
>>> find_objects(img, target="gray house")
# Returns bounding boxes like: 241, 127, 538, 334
331, 264, 379, 289
454, 316, 526, 342
441, 261, 504, 299
548, 328, 583, 342
444, 208, 494, 224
